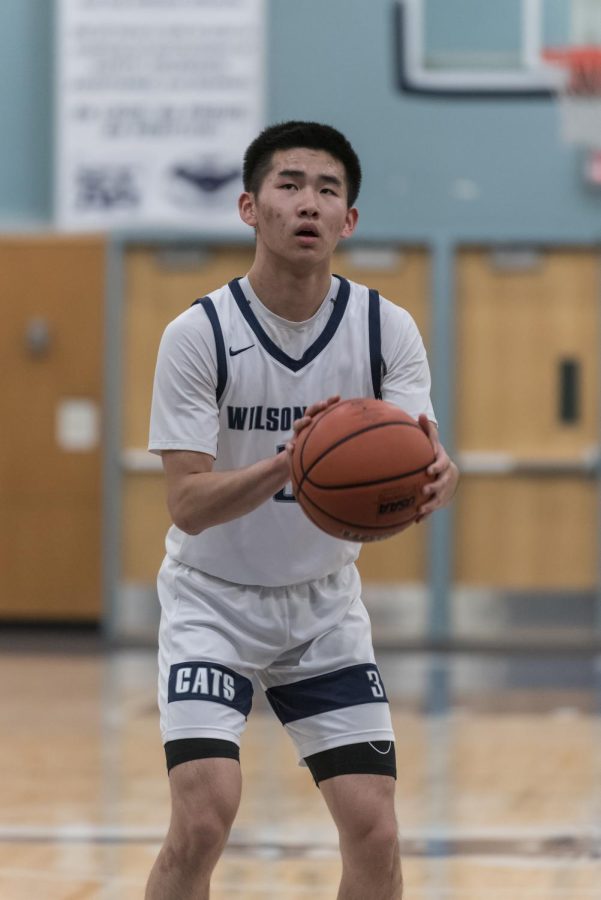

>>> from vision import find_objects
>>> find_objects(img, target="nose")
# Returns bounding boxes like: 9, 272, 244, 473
298, 188, 319, 217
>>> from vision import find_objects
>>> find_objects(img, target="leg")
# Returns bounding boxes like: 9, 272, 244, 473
145, 756, 241, 900
261, 570, 400, 894
151, 560, 258, 897
320, 772, 402, 900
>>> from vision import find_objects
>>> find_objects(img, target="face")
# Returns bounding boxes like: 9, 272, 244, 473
238, 148, 358, 266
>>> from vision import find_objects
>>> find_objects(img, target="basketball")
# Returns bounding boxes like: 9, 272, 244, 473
290, 398, 435, 542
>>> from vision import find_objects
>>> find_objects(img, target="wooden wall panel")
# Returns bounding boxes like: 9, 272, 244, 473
456, 250, 598, 457
454, 249, 599, 591
333, 246, 429, 336
0, 237, 105, 619
454, 475, 597, 589
121, 476, 169, 584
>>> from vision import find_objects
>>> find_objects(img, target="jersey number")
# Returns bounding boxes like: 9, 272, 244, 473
273, 443, 297, 503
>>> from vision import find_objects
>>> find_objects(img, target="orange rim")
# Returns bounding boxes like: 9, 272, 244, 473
543, 46, 601, 66
542, 46, 601, 92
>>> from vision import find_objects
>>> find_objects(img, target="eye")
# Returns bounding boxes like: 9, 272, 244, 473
279, 183, 297, 190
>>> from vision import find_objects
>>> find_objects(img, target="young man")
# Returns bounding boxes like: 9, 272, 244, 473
146, 121, 459, 899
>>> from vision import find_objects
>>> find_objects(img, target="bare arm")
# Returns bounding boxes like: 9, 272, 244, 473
161, 398, 340, 535
162, 449, 291, 535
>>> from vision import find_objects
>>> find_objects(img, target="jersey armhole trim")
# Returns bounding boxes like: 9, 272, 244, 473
192, 296, 228, 403
368, 289, 382, 399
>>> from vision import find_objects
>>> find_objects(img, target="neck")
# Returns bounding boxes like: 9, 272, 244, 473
246, 257, 333, 322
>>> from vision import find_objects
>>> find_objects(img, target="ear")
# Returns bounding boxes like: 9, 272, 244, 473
340, 207, 358, 240
238, 192, 257, 228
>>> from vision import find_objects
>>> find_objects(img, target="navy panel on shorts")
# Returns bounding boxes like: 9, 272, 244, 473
265, 663, 388, 725
168, 661, 253, 717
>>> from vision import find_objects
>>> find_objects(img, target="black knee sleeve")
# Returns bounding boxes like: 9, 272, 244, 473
304, 740, 396, 786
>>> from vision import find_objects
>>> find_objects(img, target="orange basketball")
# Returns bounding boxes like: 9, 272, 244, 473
290, 398, 435, 542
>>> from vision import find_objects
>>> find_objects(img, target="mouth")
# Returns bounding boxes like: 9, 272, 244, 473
294, 225, 319, 242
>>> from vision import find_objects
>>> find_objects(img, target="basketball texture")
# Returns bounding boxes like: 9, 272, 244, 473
290, 398, 435, 542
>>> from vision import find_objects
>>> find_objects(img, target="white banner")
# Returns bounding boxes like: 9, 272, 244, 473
55, 0, 265, 232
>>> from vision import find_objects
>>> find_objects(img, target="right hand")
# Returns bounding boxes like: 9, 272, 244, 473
286, 395, 340, 454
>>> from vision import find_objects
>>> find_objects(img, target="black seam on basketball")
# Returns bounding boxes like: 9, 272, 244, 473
298, 402, 345, 473
297, 486, 417, 532
304, 457, 435, 491
301, 419, 424, 483
295, 492, 336, 533
297, 401, 347, 496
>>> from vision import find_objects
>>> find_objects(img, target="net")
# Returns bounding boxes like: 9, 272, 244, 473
543, 46, 601, 147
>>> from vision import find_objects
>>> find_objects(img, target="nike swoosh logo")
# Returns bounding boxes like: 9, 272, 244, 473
229, 344, 255, 357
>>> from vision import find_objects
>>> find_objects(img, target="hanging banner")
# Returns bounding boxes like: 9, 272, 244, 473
55, 0, 265, 232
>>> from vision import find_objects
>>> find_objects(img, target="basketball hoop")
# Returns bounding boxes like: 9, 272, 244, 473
542, 46, 601, 147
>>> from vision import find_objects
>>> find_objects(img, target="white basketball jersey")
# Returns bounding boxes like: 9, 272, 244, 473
149, 275, 434, 587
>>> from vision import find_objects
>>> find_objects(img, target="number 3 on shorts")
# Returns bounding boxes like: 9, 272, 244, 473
367, 669, 385, 698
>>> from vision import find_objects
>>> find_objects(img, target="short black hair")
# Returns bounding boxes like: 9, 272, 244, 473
243, 121, 362, 207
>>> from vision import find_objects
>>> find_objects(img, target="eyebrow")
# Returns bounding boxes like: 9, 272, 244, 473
276, 168, 343, 188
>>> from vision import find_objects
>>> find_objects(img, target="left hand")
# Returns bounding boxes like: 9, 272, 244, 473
415, 415, 459, 523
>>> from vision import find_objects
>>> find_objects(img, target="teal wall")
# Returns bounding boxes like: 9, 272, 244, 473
1, 0, 600, 239
0, 0, 53, 223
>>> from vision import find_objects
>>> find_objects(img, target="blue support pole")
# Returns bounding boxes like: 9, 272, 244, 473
101, 238, 124, 643
428, 238, 456, 644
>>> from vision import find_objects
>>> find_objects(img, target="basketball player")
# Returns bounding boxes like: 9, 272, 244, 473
145, 121, 459, 899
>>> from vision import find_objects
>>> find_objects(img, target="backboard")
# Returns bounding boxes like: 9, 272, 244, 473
395, 0, 571, 96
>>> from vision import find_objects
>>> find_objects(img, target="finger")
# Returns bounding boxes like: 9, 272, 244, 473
418, 413, 436, 441
419, 490, 439, 513
292, 415, 311, 433
427, 448, 450, 475
292, 407, 325, 434
302, 402, 326, 419
301, 395, 341, 422
417, 499, 437, 518
421, 480, 437, 499
427, 474, 457, 508
417, 489, 432, 514
427, 459, 445, 477
310, 395, 340, 415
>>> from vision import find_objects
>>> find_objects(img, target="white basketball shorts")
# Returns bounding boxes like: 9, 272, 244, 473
156, 556, 395, 763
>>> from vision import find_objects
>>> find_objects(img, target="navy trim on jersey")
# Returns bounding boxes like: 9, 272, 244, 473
265, 663, 388, 725
192, 297, 228, 402
227, 277, 351, 372
368, 289, 382, 399
168, 661, 253, 717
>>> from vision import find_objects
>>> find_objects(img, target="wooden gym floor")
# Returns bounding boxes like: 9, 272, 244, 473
0, 634, 600, 899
